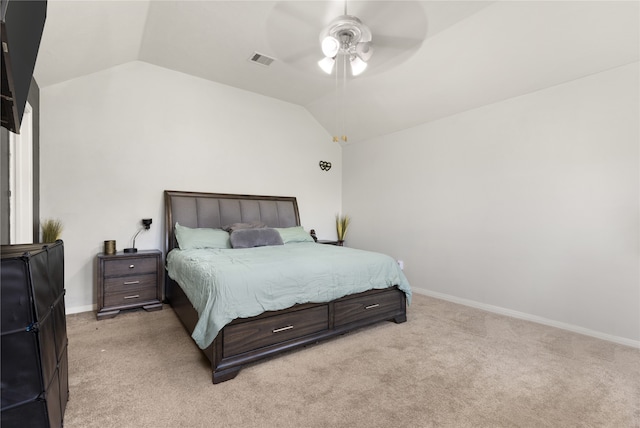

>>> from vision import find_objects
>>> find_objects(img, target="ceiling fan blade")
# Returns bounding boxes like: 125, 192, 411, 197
374, 34, 424, 51
266, 2, 332, 68
280, 46, 319, 65
350, 1, 426, 29
347, 1, 394, 25
269, 1, 336, 30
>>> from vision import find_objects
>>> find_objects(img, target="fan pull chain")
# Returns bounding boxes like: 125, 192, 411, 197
331, 0, 349, 143
341, 53, 347, 142
333, 54, 339, 142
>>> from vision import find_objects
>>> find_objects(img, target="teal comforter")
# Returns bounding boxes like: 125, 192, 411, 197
166, 242, 412, 349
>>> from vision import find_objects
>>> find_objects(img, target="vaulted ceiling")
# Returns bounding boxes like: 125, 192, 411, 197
34, 1, 639, 143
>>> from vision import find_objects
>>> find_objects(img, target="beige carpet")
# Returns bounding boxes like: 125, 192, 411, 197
63, 294, 639, 427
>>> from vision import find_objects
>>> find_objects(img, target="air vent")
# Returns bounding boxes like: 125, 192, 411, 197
249, 52, 275, 67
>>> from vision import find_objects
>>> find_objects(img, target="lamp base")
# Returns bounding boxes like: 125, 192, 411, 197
123, 248, 137, 253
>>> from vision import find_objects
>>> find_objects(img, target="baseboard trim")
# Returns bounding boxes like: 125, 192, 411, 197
66, 304, 96, 315
66, 290, 639, 348
411, 287, 640, 349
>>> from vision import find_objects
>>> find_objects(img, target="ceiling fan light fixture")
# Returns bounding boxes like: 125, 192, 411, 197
350, 56, 367, 76
317, 8, 376, 142
318, 14, 373, 78
321, 36, 340, 57
318, 56, 335, 74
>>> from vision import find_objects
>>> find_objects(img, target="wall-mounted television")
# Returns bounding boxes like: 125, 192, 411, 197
1, 0, 47, 134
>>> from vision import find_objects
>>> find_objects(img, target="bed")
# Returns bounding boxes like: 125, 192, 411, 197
164, 190, 411, 384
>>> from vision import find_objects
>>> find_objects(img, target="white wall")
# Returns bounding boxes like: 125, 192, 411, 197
40, 61, 342, 313
343, 62, 639, 345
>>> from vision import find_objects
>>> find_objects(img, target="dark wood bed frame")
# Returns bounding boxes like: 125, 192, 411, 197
164, 190, 407, 384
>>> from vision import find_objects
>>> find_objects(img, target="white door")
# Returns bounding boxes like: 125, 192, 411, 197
9, 102, 34, 244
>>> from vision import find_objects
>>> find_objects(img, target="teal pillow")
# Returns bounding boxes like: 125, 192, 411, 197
175, 223, 230, 249
275, 226, 315, 244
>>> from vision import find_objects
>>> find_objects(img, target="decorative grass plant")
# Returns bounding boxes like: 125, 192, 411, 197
336, 214, 351, 242
41, 218, 63, 243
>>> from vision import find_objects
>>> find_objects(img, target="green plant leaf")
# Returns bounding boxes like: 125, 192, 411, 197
41, 218, 63, 243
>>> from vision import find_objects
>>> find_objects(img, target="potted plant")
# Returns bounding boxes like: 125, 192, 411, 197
335, 214, 350, 246
41, 218, 63, 243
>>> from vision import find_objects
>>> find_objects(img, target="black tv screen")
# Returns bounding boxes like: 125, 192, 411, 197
1, 0, 47, 134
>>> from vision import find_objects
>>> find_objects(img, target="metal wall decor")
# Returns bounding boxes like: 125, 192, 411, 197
319, 161, 332, 171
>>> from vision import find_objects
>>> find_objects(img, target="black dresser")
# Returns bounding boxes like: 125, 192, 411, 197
1, 240, 68, 428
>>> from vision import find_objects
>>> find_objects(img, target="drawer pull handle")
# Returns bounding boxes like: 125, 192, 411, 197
365, 304, 380, 310
123, 295, 140, 299
123, 280, 140, 285
272, 325, 294, 333
129, 264, 135, 269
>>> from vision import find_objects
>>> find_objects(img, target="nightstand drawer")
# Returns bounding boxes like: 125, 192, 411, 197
334, 288, 403, 327
103, 257, 157, 277
103, 273, 157, 294
223, 305, 329, 357
103, 286, 158, 307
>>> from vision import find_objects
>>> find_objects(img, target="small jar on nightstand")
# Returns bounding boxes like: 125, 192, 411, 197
96, 249, 163, 320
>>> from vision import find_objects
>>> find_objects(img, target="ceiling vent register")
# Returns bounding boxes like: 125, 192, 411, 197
249, 52, 275, 67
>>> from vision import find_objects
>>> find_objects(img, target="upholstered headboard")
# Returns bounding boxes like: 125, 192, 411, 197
164, 190, 301, 254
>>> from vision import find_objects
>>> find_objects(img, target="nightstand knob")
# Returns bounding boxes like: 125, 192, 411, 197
129, 264, 135, 269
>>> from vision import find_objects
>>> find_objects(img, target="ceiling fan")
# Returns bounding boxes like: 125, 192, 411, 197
265, 1, 427, 78
317, 5, 374, 76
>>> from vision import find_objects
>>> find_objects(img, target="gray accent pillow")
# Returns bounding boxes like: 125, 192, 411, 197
230, 228, 284, 249
223, 221, 267, 233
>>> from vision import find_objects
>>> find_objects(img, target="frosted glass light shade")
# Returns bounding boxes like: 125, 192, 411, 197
350, 56, 367, 76
356, 42, 373, 61
321, 36, 340, 57
318, 57, 335, 74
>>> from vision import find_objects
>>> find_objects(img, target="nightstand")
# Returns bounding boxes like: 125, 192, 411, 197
96, 250, 163, 320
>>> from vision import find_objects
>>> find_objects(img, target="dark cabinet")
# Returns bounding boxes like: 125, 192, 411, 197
1, 240, 68, 428
1, 0, 47, 133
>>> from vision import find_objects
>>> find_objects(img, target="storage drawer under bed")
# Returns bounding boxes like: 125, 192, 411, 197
223, 305, 329, 357
334, 288, 404, 327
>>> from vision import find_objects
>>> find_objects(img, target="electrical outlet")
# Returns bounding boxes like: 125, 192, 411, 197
397, 260, 404, 270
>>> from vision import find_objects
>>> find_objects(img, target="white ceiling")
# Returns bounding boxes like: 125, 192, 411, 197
34, 0, 639, 143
